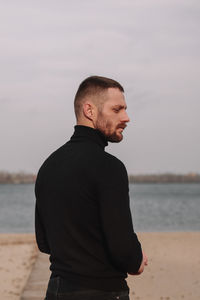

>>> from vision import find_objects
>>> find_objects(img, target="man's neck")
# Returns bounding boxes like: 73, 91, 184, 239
76, 119, 94, 129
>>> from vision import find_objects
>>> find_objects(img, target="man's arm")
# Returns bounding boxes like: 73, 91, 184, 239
35, 175, 50, 254
35, 203, 50, 254
97, 155, 145, 274
129, 252, 148, 275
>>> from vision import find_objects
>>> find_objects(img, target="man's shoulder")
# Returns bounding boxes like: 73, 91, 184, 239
36, 143, 67, 174
95, 151, 129, 188
104, 150, 125, 165
102, 151, 127, 173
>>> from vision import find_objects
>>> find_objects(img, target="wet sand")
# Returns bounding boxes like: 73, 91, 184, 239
0, 232, 200, 300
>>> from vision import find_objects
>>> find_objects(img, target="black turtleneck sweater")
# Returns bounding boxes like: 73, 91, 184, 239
35, 125, 142, 291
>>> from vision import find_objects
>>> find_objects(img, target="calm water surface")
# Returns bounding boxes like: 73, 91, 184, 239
129, 183, 200, 231
0, 183, 199, 232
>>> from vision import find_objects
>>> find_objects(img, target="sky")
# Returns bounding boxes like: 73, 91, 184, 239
0, 0, 200, 174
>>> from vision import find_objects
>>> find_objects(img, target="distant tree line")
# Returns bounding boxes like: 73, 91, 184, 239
0, 171, 36, 184
129, 173, 200, 183
0, 171, 200, 184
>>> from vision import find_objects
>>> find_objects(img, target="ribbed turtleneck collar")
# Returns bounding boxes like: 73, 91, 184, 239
70, 125, 108, 150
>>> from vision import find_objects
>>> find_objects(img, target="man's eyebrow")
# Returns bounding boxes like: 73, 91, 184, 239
112, 104, 127, 109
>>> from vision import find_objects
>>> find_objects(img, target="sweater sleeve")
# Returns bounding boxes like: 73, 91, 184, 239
35, 203, 50, 254
97, 156, 142, 274
35, 175, 50, 255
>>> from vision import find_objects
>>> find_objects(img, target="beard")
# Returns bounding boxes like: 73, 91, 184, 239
94, 113, 124, 143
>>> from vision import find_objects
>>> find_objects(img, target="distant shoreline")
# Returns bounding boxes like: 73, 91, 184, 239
0, 171, 200, 184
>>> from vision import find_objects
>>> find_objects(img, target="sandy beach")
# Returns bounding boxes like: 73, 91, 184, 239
0, 232, 200, 300
0, 234, 38, 300
128, 232, 200, 300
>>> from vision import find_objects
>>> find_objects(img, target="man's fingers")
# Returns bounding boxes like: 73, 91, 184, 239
143, 252, 148, 266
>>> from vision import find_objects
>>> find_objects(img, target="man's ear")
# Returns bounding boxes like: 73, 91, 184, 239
82, 102, 95, 121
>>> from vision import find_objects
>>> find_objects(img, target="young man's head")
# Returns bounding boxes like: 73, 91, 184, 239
74, 76, 130, 142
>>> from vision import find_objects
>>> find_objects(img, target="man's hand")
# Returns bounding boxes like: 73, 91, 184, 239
143, 252, 148, 266
128, 252, 148, 276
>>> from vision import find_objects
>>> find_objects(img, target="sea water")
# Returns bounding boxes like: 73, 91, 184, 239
0, 183, 199, 233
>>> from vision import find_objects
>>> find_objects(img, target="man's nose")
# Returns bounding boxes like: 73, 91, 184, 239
121, 111, 130, 123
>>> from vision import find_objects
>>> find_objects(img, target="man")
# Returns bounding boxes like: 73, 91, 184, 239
35, 76, 147, 300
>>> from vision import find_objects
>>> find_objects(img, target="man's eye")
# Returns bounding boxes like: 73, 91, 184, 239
113, 108, 120, 113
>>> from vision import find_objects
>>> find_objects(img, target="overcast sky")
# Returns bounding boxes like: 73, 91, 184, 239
0, 0, 199, 174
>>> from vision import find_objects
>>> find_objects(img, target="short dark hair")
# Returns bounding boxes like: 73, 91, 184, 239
74, 75, 124, 119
